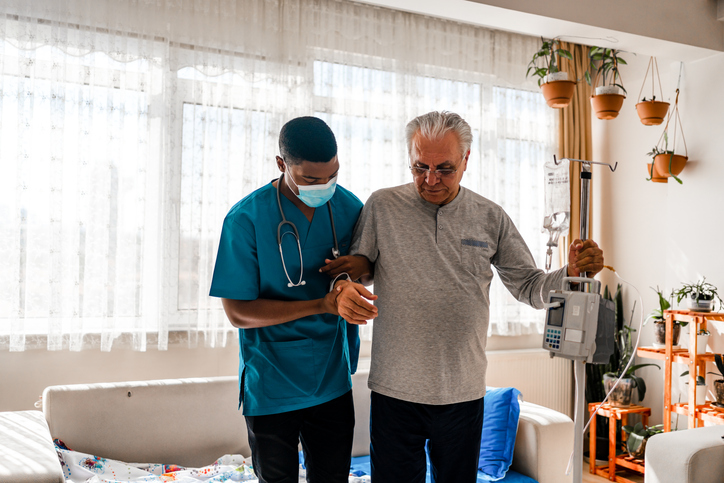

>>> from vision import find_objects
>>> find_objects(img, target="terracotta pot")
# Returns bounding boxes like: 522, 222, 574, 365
591, 93, 625, 120
653, 153, 687, 179
635, 100, 670, 126
653, 320, 680, 347
715, 380, 724, 405
646, 163, 667, 183
540, 80, 576, 108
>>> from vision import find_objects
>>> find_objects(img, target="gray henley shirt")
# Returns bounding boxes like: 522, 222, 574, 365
351, 183, 567, 405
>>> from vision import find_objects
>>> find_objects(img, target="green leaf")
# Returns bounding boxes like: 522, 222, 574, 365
558, 50, 573, 60
632, 375, 647, 401
626, 363, 660, 375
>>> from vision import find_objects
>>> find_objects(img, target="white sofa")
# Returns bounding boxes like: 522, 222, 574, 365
0, 367, 574, 483
644, 425, 724, 483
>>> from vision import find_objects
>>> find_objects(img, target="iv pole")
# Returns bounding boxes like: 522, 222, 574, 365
553, 155, 617, 483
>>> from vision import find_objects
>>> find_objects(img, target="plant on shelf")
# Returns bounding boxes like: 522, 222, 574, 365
680, 369, 707, 406
696, 328, 711, 355
585, 47, 628, 119
526, 37, 575, 108
708, 354, 724, 407
673, 277, 723, 313
622, 422, 663, 459
635, 57, 669, 126
646, 286, 685, 348
603, 288, 660, 406
646, 88, 688, 184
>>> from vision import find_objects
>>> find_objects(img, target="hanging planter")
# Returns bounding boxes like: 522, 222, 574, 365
526, 37, 576, 109
586, 47, 627, 120
646, 88, 687, 184
646, 162, 667, 183
635, 57, 670, 126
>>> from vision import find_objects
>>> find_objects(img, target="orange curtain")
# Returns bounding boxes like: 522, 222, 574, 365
558, 42, 592, 256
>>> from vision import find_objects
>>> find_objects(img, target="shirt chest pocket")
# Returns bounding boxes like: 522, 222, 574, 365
460, 238, 491, 276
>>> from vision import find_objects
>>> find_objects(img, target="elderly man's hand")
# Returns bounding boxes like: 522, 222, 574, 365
333, 280, 378, 325
567, 239, 604, 277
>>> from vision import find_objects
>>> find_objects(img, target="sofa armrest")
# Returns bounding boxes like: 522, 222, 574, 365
511, 401, 573, 483
0, 410, 64, 483
645, 425, 724, 483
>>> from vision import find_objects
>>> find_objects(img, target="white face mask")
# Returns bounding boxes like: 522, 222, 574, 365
285, 167, 337, 208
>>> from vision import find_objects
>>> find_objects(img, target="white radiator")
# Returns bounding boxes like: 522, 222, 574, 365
486, 349, 573, 417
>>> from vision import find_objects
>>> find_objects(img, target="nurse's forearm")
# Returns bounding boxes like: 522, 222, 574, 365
221, 297, 333, 329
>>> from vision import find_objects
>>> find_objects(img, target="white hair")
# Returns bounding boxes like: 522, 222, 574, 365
405, 111, 473, 158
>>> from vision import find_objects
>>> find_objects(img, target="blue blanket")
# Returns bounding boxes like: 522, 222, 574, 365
350, 455, 537, 483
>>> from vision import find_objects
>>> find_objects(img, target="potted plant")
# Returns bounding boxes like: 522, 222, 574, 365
526, 37, 575, 108
604, 298, 660, 406
708, 354, 724, 407
635, 57, 669, 126
673, 277, 723, 313
680, 370, 708, 406
646, 286, 684, 348
696, 329, 711, 355
585, 47, 627, 119
647, 89, 688, 184
622, 422, 663, 459
646, 132, 686, 185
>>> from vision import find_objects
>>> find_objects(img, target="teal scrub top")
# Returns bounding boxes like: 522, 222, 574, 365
209, 180, 363, 416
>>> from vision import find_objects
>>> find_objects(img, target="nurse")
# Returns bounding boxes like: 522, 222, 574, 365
209, 116, 376, 483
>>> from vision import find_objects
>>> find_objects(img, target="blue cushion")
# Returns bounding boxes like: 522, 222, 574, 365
478, 386, 522, 481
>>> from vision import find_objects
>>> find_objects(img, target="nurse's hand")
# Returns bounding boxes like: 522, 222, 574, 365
332, 280, 378, 325
320, 255, 373, 284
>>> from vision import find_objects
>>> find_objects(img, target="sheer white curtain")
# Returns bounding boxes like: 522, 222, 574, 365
0, 0, 558, 352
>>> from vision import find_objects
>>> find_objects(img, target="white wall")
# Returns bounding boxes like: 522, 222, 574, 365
594, 52, 724, 427
360, 0, 723, 60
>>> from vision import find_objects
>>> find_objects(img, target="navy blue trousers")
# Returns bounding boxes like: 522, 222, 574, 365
370, 391, 485, 483
245, 390, 355, 483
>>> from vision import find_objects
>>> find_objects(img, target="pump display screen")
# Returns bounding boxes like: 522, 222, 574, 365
547, 297, 566, 327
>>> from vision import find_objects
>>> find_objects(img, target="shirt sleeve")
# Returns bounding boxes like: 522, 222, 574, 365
209, 214, 260, 301
350, 195, 379, 264
491, 211, 567, 309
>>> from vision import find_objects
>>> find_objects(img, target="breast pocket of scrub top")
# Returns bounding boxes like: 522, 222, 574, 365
259, 339, 318, 399
460, 238, 490, 275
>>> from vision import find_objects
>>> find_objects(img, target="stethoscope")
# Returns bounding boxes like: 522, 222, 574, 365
276, 173, 339, 288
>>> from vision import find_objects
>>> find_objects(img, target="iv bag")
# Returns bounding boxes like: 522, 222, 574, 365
542, 158, 570, 270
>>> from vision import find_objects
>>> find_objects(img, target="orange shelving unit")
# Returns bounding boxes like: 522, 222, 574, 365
636, 309, 724, 431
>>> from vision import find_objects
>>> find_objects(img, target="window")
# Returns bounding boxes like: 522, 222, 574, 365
0, 0, 556, 350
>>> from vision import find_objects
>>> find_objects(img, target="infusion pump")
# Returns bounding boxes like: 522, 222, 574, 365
543, 277, 615, 363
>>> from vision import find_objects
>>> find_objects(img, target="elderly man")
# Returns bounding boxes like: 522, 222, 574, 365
324, 111, 603, 483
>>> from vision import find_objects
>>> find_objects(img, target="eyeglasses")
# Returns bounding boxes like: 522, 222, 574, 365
408, 163, 460, 179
